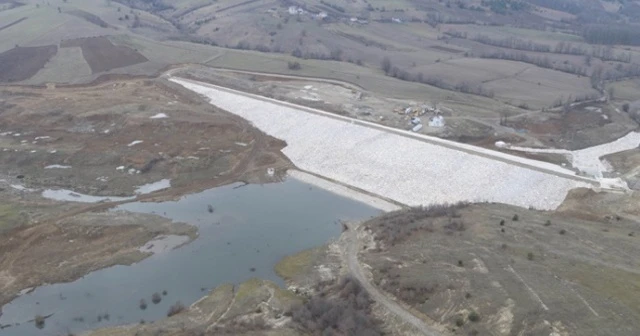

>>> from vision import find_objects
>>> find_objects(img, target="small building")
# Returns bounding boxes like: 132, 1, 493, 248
429, 115, 445, 127
316, 11, 328, 19
392, 17, 403, 23
288, 6, 304, 15
412, 124, 423, 132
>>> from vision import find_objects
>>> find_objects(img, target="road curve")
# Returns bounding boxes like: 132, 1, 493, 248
343, 223, 445, 336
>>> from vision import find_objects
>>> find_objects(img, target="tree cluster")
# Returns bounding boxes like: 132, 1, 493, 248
582, 25, 640, 46
527, 0, 582, 15
112, 0, 174, 12
381, 58, 494, 98
367, 204, 468, 247
478, 50, 587, 76
292, 277, 382, 336
473, 35, 551, 52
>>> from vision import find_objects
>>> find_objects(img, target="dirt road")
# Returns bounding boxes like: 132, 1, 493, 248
343, 222, 445, 336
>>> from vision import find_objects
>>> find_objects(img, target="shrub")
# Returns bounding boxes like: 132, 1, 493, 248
287, 61, 301, 70
167, 301, 186, 317
292, 276, 382, 335
457, 260, 464, 267
499, 219, 505, 226
34, 315, 45, 329
465, 292, 472, 299
162, 290, 168, 296
139, 299, 147, 310
512, 214, 519, 221
152, 292, 162, 304
468, 311, 480, 322
544, 220, 552, 226
381, 57, 391, 74
559, 229, 566, 235
455, 317, 465, 327
527, 252, 534, 261
623, 103, 630, 112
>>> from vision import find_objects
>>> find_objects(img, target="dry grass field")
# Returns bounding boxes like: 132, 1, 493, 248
360, 201, 640, 335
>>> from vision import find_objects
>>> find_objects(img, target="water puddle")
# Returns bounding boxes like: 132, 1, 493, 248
134, 179, 171, 194
0, 177, 380, 335
40, 189, 135, 203
139, 235, 190, 254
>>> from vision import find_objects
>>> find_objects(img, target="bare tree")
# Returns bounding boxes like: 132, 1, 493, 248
381, 57, 391, 74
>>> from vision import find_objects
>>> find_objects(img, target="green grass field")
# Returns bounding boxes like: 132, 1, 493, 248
0, 203, 25, 233
442, 24, 584, 43
607, 79, 640, 101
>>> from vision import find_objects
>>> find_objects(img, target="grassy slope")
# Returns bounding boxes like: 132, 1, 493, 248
0, 203, 25, 233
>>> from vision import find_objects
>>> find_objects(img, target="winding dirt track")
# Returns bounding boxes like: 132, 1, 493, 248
342, 222, 445, 336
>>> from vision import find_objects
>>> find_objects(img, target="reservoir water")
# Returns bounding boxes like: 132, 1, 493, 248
0, 177, 380, 336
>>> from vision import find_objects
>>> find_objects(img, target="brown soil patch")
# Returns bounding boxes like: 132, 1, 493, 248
0, 45, 57, 83
509, 106, 615, 149
0, 77, 292, 198
602, 148, 640, 176
61, 36, 148, 73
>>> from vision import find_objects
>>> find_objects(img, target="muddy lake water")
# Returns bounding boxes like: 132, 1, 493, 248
0, 177, 380, 336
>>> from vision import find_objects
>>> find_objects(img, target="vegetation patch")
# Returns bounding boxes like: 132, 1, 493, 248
67, 10, 109, 28
292, 276, 382, 335
0, 204, 25, 233
275, 247, 320, 280
430, 45, 464, 54
366, 203, 468, 247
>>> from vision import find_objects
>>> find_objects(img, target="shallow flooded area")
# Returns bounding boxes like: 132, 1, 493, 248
0, 177, 380, 336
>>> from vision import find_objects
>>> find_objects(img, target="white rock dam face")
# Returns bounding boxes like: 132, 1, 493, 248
172, 78, 590, 210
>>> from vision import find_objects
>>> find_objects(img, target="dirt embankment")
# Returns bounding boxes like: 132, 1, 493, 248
0, 77, 292, 312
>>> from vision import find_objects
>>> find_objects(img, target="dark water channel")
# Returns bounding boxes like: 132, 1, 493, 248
0, 178, 380, 336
